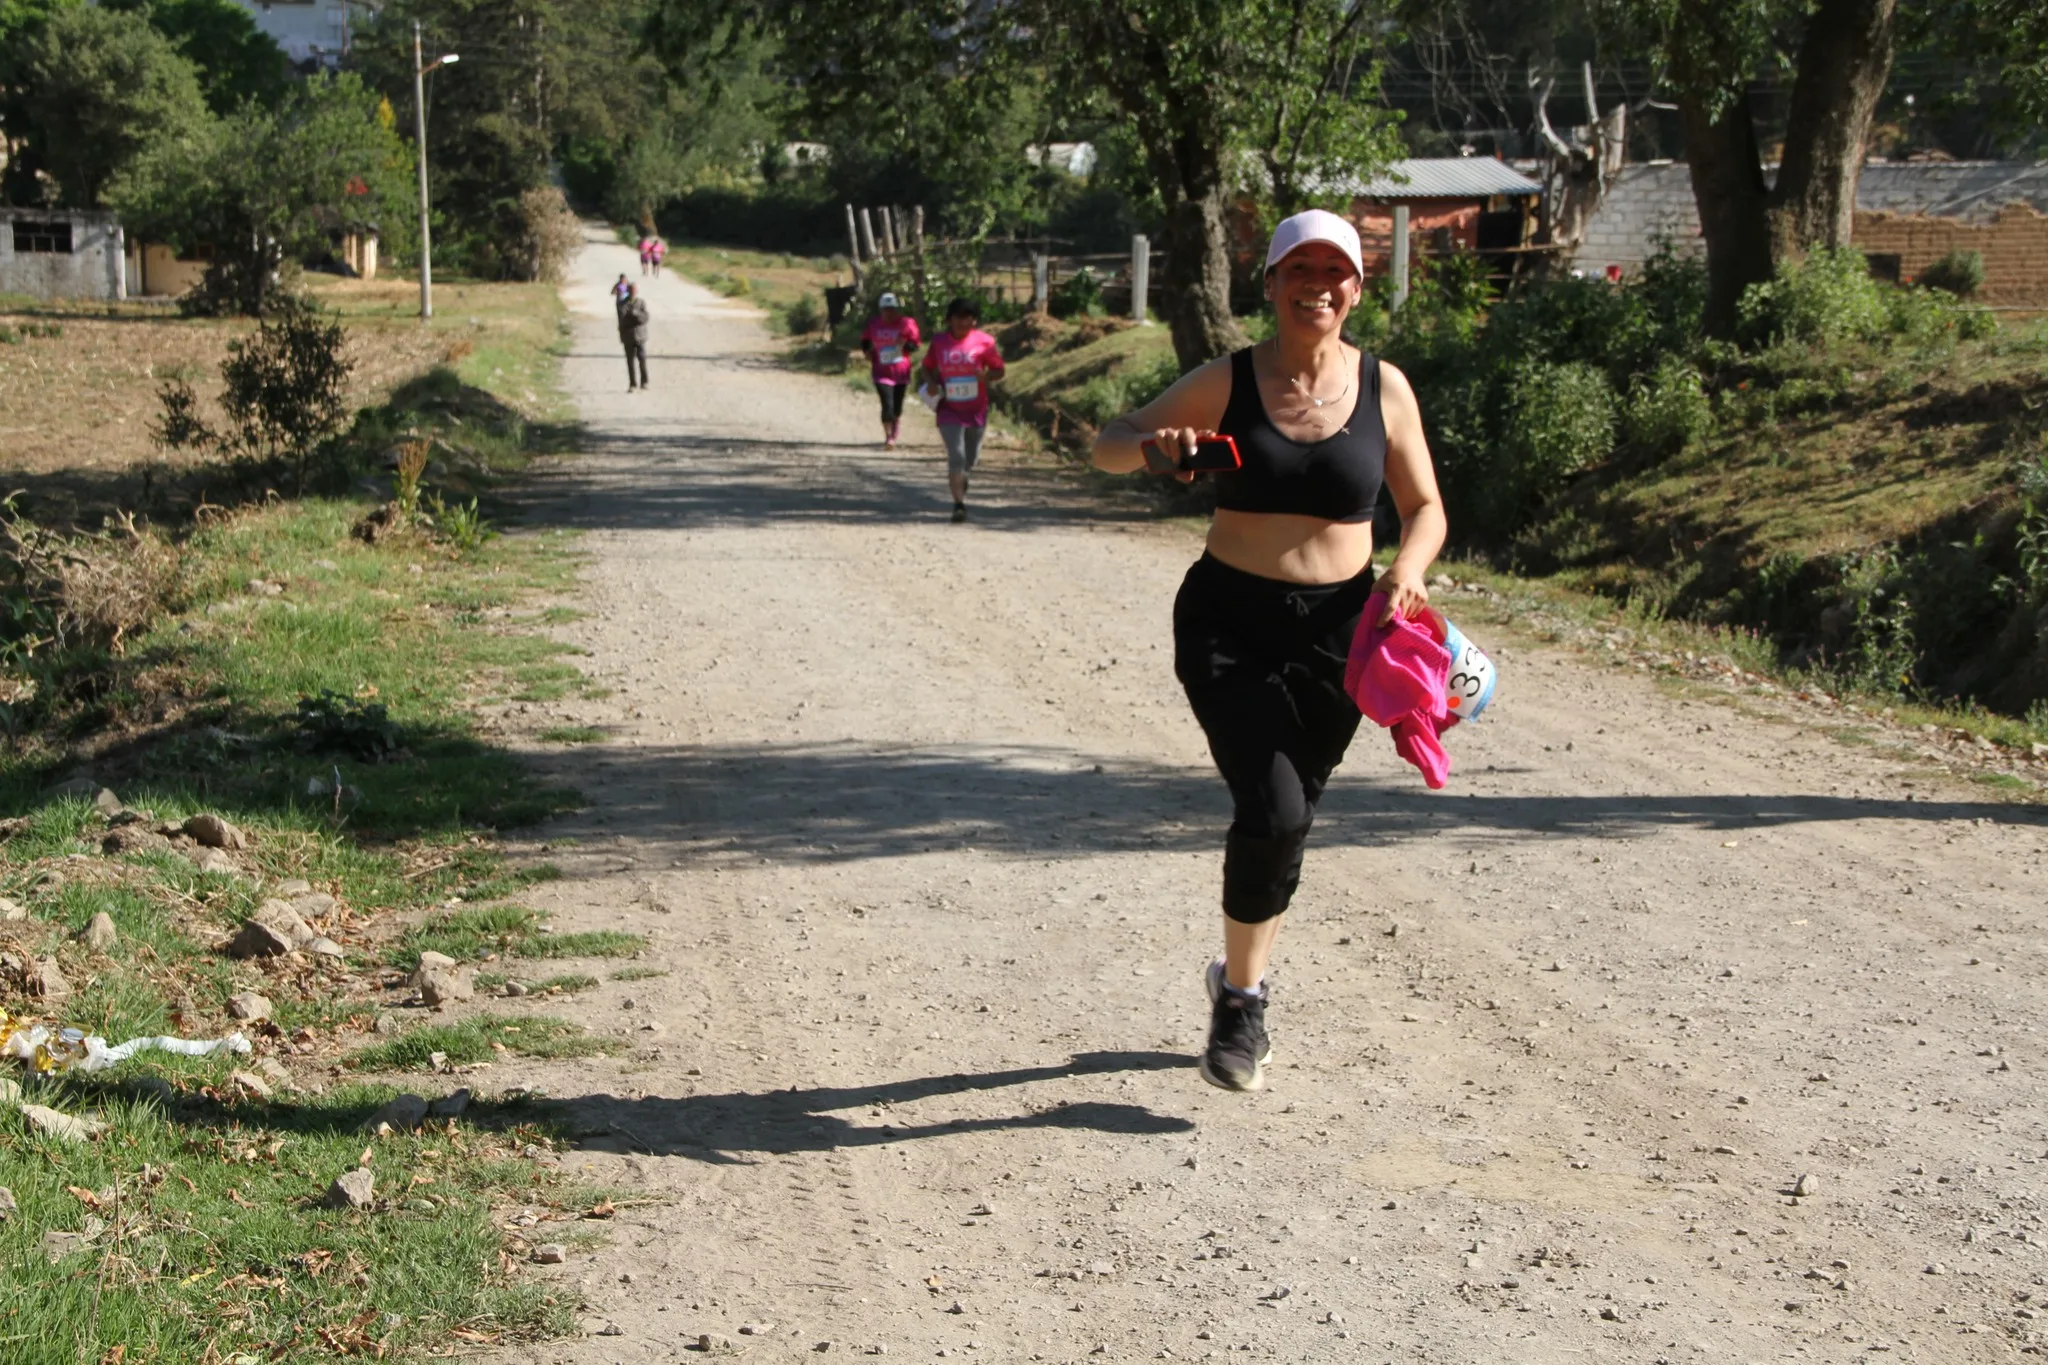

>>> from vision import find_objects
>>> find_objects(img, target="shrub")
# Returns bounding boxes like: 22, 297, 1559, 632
784, 292, 825, 335
1050, 266, 1105, 319
1736, 248, 1889, 349
1622, 356, 1712, 460
515, 186, 582, 284
426, 493, 495, 554
152, 297, 353, 492
1919, 249, 1985, 298
218, 298, 353, 489
1476, 360, 1616, 532
1884, 284, 1966, 349
2020, 452, 2048, 598
0, 501, 183, 664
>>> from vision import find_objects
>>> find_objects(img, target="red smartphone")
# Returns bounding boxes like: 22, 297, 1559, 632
1140, 434, 1241, 474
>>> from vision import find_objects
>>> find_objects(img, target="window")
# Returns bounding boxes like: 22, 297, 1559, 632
11, 221, 72, 254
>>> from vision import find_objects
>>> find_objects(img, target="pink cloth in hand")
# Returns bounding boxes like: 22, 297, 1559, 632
1393, 714, 1453, 790
1345, 592, 1454, 788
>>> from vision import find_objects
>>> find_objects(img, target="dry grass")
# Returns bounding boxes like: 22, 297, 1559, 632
0, 276, 564, 527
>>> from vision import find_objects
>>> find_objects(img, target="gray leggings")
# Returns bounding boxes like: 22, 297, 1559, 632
938, 421, 985, 477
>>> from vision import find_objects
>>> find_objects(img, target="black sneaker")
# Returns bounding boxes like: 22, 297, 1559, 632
1200, 959, 1270, 1091
951, 502, 968, 523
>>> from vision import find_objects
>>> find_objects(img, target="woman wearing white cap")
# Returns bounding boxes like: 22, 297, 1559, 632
1090, 208, 1447, 1091
859, 292, 922, 449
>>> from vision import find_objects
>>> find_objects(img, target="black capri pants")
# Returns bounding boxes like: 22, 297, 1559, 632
1173, 552, 1372, 925
874, 381, 908, 424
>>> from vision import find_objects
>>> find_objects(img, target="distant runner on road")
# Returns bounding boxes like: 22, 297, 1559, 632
619, 282, 650, 392
860, 292, 922, 450
920, 298, 1005, 523
1089, 209, 1448, 1091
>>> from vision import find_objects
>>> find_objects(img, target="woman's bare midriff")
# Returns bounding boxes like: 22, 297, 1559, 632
1205, 509, 1376, 585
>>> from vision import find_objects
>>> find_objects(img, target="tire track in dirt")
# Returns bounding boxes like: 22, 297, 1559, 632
469, 229, 2048, 1364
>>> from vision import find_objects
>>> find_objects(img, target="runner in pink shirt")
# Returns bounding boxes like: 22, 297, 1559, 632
859, 292, 921, 449
918, 297, 1005, 522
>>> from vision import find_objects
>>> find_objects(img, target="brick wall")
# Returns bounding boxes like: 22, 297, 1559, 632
1573, 160, 2048, 301
1853, 204, 2048, 305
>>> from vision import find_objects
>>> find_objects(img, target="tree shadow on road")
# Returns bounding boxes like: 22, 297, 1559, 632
515, 429, 1162, 533
524, 738, 2048, 866
540, 1049, 1197, 1164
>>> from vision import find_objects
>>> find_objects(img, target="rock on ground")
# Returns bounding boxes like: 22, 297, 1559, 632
324, 1167, 375, 1210
182, 813, 246, 850
20, 1104, 105, 1144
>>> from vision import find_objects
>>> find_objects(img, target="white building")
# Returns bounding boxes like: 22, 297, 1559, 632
229, 0, 356, 68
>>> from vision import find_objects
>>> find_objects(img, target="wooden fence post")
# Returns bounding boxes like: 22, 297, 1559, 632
1391, 203, 1411, 310
844, 203, 864, 287
1032, 254, 1049, 313
881, 206, 898, 256
859, 208, 879, 264
1130, 234, 1151, 322
910, 206, 929, 326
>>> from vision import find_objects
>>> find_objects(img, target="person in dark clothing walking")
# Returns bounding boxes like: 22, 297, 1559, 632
618, 282, 650, 391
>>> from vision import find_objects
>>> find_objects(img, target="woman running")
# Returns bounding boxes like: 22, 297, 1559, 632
859, 292, 921, 449
1090, 209, 1446, 1092
920, 298, 1005, 522
637, 234, 656, 276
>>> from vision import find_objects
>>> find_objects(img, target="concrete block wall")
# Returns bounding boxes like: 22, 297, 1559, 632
0, 208, 124, 301
1855, 204, 2048, 305
1574, 164, 1703, 274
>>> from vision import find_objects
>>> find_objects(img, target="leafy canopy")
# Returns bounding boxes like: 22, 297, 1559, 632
6, 1, 209, 207
112, 73, 414, 314
100, 0, 293, 114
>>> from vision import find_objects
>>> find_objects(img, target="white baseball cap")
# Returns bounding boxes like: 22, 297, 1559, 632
877, 291, 901, 309
1264, 208, 1363, 278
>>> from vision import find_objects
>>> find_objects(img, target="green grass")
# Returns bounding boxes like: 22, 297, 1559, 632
1436, 554, 2048, 789
609, 966, 669, 982
517, 931, 644, 960
477, 971, 599, 995
397, 904, 543, 967
0, 278, 602, 1361
538, 725, 606, 744
0, 1077, 575, 1364
349, 1014, 603, 1070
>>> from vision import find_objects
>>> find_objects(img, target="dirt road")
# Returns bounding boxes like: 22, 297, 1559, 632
484, 231, 2048, 1364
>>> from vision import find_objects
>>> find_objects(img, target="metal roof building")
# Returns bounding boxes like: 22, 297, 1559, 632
1318, 158, 1545, 201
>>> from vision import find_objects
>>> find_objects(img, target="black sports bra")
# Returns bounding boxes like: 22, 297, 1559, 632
1212, 346, 1386, 524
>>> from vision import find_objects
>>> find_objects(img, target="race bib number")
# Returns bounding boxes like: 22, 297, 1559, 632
1439, 618, 1498, 721
879, 345, 902, 365
944, 375, 980, 402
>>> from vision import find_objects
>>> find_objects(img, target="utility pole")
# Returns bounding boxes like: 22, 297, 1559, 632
413, 23, 458, 320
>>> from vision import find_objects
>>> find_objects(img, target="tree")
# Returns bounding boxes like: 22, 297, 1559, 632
559, 18, 781, 223
658, 0, 1404, 373
112, 74, 414, 315
6, 2, 209, 207
1633, 0, 1899, 335
100, 0, 292, 114
351, 0, 671, 278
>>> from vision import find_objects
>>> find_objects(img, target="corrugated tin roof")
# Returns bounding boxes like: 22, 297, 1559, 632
1321, 158, 1544, 200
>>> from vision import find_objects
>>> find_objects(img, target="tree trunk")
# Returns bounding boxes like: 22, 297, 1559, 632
1678, 90, 1774, 338
1769, 0, 1897, 258
1158, 180, 1247, 374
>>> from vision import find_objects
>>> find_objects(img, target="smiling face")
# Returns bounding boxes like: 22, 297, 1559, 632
879, 306, 902, 324
1265, 241, 1362, 337
947, 312, 977, 339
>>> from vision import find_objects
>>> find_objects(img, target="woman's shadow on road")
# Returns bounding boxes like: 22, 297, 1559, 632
537, 1048, 1196, 1164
